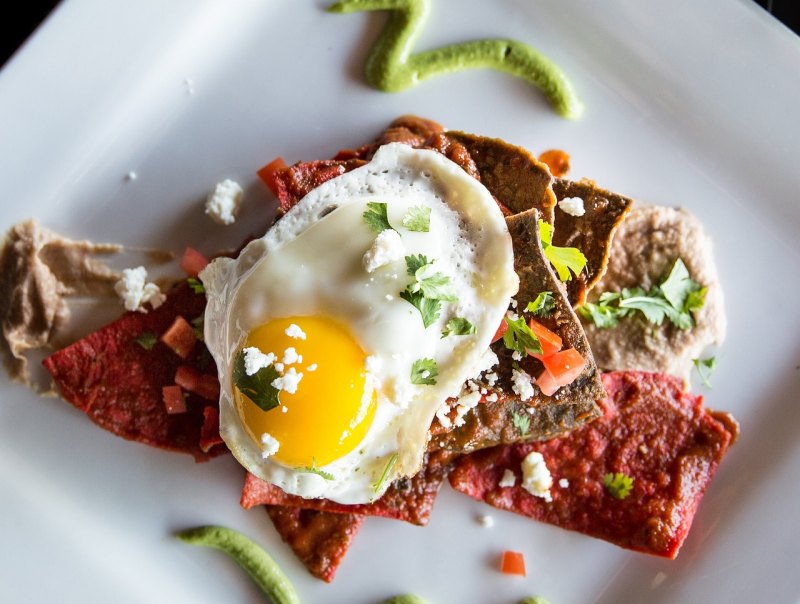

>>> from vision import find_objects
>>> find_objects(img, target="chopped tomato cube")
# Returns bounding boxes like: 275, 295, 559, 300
500, 550, 526, 576
160, 316, 197, 360
537, 348, 586, 395
492, 319, 509, 344
162, 385, 187, 415
199, 406, 225, 453
174, 365, 220, 401
195, 374, 220, 401
180, 247, 209, 278
257, 157, 288, 197
527, 318, 563, 358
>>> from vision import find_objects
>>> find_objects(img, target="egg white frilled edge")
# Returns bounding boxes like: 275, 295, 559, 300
200, 143, 518, 504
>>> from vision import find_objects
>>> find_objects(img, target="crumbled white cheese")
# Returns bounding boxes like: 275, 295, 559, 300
271, 367, 303, 394
435, 400, 453, 430
510, 298, 518, 309
281, 406, 288, 413
453, 387, 482, 427
511, 367, 536, 401
506, 310, 519, 321
205, 179, 243, 226
114, 266, 165, 312
485, 392, 498, 402
285, 323, 307, 340
273, 362, 284, 373
306, 363, 318, 372
558, 478, 570, 488
243, 347, 276, 376
477, 515, 494, 528
498, 469, 517, 488
521, 451, 553, 502
558, 196, 585, 217
511, 350, 523, 362
485, 372, 498, 387
365, 355, 382, 374
260, 433, 280, 459
282, 347, 301, 365
391, 378, 414, 409
362, 229, 405, 273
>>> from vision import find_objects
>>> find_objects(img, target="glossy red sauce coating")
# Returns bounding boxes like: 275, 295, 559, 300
538, 149, 571, 178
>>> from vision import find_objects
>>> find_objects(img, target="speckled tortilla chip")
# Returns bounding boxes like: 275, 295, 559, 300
265, 506, 364, 583
445, 131, 556, 222
552, 178, 632, 306
448, 371, 738, 559
42, 282, 227, 462
431, 209, 604, 453
241, 450, 455, 526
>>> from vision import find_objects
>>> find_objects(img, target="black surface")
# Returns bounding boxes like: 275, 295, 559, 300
1, 1, 798, 70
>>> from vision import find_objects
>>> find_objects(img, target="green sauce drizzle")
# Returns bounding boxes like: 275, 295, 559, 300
176, 525, 300, 604
328, 0, 583, 119
380, 596, 432, 604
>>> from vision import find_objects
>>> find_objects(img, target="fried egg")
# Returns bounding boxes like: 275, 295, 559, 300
201, 143, 517, 504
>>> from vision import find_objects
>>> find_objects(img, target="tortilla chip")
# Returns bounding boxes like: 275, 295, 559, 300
431, 209, 604, 453
265, 506, 364, 583
42, 282, 227, 462
448, 371, 737, 559
241, 450, 454, 526
552, 178, 632, 306
273, 158, 365, 213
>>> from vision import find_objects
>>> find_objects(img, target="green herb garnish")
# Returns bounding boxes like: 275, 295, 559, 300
399, 289, 441, 328
539, 219, 587, 282
401, 205, 430, 232
603, 472, 634, 500
232, 350, 281, 412
693, 356, 717, 388
400, 255, 457, 328
373, 452, 399, 494
411, 358, 438, 385
191, 316, 205, 342
298, 457, 335, 481
187, 277, 205, 294
502, 315, 543, 356
578, 259, 706, 330
135, 332, 157, 350
511, 411, 531, 436
362, 201, 394, 233
441, 317, 476, 338
526, 292, 555, 318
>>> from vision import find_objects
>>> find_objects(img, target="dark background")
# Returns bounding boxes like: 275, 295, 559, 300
1, 1, 798, 68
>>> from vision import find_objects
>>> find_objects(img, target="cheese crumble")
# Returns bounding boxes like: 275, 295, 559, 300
205, 179, 243, 226
363, 229, 405, 273
243, 347, 276, 376
558, 196, 585, 217
498, 468, 517, 488
271, 367, 303, 394
260, 433, 280, 459
511, 367, 536, 401
114, 266, 165, 313
285, 323, 307, 340
521, 451, 553, 502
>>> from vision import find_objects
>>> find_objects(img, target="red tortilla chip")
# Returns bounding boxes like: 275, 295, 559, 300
449, 371, 737, 558
42, 282, 227, 462
242, 450, 454, 526
265, 506, 364, 583
273, 159, 365, 213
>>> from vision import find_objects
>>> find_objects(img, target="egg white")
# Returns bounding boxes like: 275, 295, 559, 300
201, 143, 517, 503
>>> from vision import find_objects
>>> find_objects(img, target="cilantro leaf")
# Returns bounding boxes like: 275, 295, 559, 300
373, 452, 399, 494
362, 202, 394, 233
401, 205, 430, 232
693, 356, 717, 388
411, 358, 438, 385
538, 220, 587, 282
659, 258, 694, 310
400, 288, 441, 328
511, 411, 531, 436
135, 332, 157, 350
502, 315, 543, 356
404, 254, 430, 276
191, 316, 205, 342
685, 287, 707, 314
232, 350, 281, 412
526, 292, 555, 318
577, 302, 623, 328
298, 457, 335, 481
603, 472, 634, 500
441, 317, 476, 338
187, 277, 205, 294
404, 256, 457, 301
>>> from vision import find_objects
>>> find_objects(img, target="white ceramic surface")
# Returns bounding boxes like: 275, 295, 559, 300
1, 1, 799, 603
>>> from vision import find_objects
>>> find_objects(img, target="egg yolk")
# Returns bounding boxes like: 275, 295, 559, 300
235, 316, 376, 468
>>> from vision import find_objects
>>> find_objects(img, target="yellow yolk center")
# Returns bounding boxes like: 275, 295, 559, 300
235, 316, 375, 467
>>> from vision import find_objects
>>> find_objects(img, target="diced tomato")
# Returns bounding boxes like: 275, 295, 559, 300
160, 316, 197, 360
492, 319, 509, 344
537, 348, 586, 395
162, 385, 187, 415
199, 406, 225, 453
180, 247, 209, 278
174, 365, 220, 401
500, 550, 526, 576
257, 157, 287, 197
527, 318, 563, 358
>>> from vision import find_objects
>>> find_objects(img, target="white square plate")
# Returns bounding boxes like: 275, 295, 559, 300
2, 1, 799, 602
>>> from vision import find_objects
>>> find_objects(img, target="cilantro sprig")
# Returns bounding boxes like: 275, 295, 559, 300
411, 358, 438, 385
441, 317, 476, 338
603, 472, 634, 500
373, 452, 399, 494
693, 356, 717, 388
402, 205, 430, 232
135, 332, 157, 350
187, 277, 205, 294
232, 350, 281, 412
511, 411, 531, 436
400, 255, 457, 328
298, 457, 335, 481
526, 292, 555, 318
578, 259, 706, 330
502, 315, 543, 356
362, 201, 394, 233
539, 220, 587, 282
